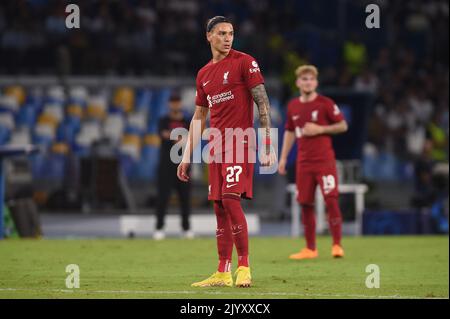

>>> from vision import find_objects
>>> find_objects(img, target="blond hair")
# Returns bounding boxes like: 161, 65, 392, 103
295, 65, 319, 78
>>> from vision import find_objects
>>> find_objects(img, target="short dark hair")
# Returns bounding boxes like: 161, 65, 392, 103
206, 16, 232, 33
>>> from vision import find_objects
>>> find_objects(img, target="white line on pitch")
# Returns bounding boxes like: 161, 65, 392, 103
0, 288, 445, 299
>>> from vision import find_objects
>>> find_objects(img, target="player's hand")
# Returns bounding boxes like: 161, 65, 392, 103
260, 146, 277, 167
177, 162, 190, 182
278, 158, 287, 175
302, 122, 324, 137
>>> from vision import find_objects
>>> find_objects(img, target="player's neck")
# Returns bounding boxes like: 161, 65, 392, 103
299, 91, 318, 103
211, 48, 230, 63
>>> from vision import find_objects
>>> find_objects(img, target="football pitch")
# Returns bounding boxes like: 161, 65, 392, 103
0, 236, 448, 299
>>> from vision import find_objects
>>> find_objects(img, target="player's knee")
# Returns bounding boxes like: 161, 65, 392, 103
324, 196, 339, 210
300, 204, 315, 224
298, 195, 315, 207
300, 203, 315, 214
222, 194, 247, 227
213, 200, 226, 216
325, 196, 342, 219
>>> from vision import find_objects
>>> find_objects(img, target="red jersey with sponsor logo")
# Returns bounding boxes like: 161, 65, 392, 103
195, 49, 264, 155
285, 95, 345, 167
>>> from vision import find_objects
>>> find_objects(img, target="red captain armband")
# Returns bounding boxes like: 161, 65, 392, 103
263, 138, 272, 145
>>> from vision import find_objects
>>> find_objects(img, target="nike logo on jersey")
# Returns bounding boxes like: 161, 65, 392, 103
293, 115, 300, 120
202, 80, 211, 87
226, 183, 238, 188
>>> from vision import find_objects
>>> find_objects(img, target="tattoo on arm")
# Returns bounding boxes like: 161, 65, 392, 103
251, 84, 272, 153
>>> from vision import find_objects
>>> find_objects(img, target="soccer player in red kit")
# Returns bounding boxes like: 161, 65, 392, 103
278, 65, 348, 260
177, 16, 276, 287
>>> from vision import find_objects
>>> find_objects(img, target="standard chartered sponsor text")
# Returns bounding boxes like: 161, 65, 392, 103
211, 91, 235, 104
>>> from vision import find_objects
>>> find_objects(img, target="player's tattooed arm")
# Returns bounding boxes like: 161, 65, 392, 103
251, 84, 272, 154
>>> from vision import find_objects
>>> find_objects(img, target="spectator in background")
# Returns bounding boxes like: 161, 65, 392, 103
411, 139, 449, 233
426, 108, 448, 162
279, 42, 308, 103
408, 90, 434, 125
354, 68, 379, 94
412, 140, 437, 208
343, 33, 368, 76
154, 92, 193, 240
385, 99, 412, 159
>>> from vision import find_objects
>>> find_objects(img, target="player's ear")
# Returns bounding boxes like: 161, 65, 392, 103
295, 77, 301, 88
206, 31, 212, 43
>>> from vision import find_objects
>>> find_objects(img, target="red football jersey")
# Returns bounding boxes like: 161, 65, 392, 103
285, 95, 345, 166
195, 49, 264, 155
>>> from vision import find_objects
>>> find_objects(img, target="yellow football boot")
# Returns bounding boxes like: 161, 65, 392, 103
191, 271, 233, 287
235, 266, 252, 288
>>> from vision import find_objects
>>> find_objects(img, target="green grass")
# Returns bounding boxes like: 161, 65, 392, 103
0, 236, 448, 299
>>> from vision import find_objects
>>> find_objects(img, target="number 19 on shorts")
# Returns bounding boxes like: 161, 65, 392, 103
322, 174, 336, 195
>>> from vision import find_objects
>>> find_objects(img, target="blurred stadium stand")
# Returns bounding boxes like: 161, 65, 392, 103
0, 0, 448, 235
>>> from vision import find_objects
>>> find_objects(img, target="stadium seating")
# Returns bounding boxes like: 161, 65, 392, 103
0, 85, 188, 184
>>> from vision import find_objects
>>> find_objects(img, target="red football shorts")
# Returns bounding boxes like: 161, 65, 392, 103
296, 162, 339, 205
208, 150, 254, 201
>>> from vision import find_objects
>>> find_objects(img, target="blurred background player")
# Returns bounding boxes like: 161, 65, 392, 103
154, 92, 193, 240
278, 65, 348, 259
177, 16, 276, 287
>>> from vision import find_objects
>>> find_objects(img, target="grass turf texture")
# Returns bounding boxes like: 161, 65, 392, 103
0, 236, 448, 299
